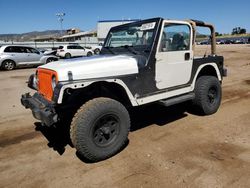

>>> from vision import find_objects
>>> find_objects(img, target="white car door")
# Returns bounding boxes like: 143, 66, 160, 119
67, 46, 76, 57
26, 47, 43, 65
75, 46, 86, 56
155, 21, 193, 89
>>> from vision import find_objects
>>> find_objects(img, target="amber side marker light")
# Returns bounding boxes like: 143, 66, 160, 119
37, 68, 58, 101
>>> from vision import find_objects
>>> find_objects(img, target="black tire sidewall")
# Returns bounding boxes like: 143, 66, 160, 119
194, 76, 221, 115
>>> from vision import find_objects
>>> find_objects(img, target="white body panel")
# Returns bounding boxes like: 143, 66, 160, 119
155, 20, 193, 89
156, 50, 193, 88
40, 55, 139, 81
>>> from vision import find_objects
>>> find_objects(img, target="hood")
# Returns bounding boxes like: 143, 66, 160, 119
39, 55, 139, 81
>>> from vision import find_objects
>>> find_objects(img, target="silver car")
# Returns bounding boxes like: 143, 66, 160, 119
0, 45, 59, 70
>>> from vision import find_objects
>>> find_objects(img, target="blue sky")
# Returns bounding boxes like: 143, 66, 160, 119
0, 0, 249, 34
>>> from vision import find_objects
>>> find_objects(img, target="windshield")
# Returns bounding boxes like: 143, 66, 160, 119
104, 21, 158, 51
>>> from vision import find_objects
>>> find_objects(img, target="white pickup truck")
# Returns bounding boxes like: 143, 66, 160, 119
21, 17, 227, 162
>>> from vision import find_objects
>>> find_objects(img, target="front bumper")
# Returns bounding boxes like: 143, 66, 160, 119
21, 92, 58, 126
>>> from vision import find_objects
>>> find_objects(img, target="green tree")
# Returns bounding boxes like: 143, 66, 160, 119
232, 27, 247, 35
239, 28, 246, 34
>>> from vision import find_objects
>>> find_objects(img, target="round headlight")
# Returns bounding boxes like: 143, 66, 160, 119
51, 75, 57, 90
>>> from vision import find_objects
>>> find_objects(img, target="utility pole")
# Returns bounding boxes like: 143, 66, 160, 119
56, 13, 65, 36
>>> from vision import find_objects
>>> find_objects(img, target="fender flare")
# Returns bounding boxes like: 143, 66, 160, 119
56, 79, 138, 106
190, 62, 222, 90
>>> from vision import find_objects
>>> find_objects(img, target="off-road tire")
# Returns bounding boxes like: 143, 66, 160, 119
65, 53, 71, 59
70, 97, 130, 162
2, 60, 15, 70
192, 76, 221, 115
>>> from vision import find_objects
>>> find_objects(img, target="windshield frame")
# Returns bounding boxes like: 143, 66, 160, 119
102, 18, 161, 56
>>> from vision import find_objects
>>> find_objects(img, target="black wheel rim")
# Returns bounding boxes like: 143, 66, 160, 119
207, 86, 217, 104
92, 114, 120, 147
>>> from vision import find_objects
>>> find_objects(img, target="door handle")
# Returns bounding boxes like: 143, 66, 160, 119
185, 53, 190, 61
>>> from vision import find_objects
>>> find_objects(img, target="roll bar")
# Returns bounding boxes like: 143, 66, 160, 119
188, 19, 216, 55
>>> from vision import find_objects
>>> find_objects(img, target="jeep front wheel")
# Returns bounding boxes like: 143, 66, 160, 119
70, 97, 130, 162
192, 76, 221, 115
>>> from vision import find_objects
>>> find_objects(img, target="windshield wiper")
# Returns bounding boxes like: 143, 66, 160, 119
120, 45, 138, 55
103, 46, 115, 54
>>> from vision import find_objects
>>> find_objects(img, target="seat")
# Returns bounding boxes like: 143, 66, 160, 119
171, 33, 186, 51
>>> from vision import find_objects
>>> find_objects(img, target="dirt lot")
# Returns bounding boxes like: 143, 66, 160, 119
0, 44, 250, 188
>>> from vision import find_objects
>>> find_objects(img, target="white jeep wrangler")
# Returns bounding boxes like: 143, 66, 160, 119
21, 18, 227, 162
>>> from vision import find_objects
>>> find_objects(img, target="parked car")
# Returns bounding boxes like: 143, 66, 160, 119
216, 40, 225, 45
200, 40, 210, 45
0, 45, 59, 70
56, 45, 94, 58
234, 39, 245, 44
224, 39, 234, 44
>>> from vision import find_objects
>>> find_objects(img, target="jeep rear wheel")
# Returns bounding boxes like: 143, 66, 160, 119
192, 76, 221, 115
70, 97, 130, 162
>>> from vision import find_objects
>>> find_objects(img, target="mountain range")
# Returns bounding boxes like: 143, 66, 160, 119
0, 30, 66, 42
